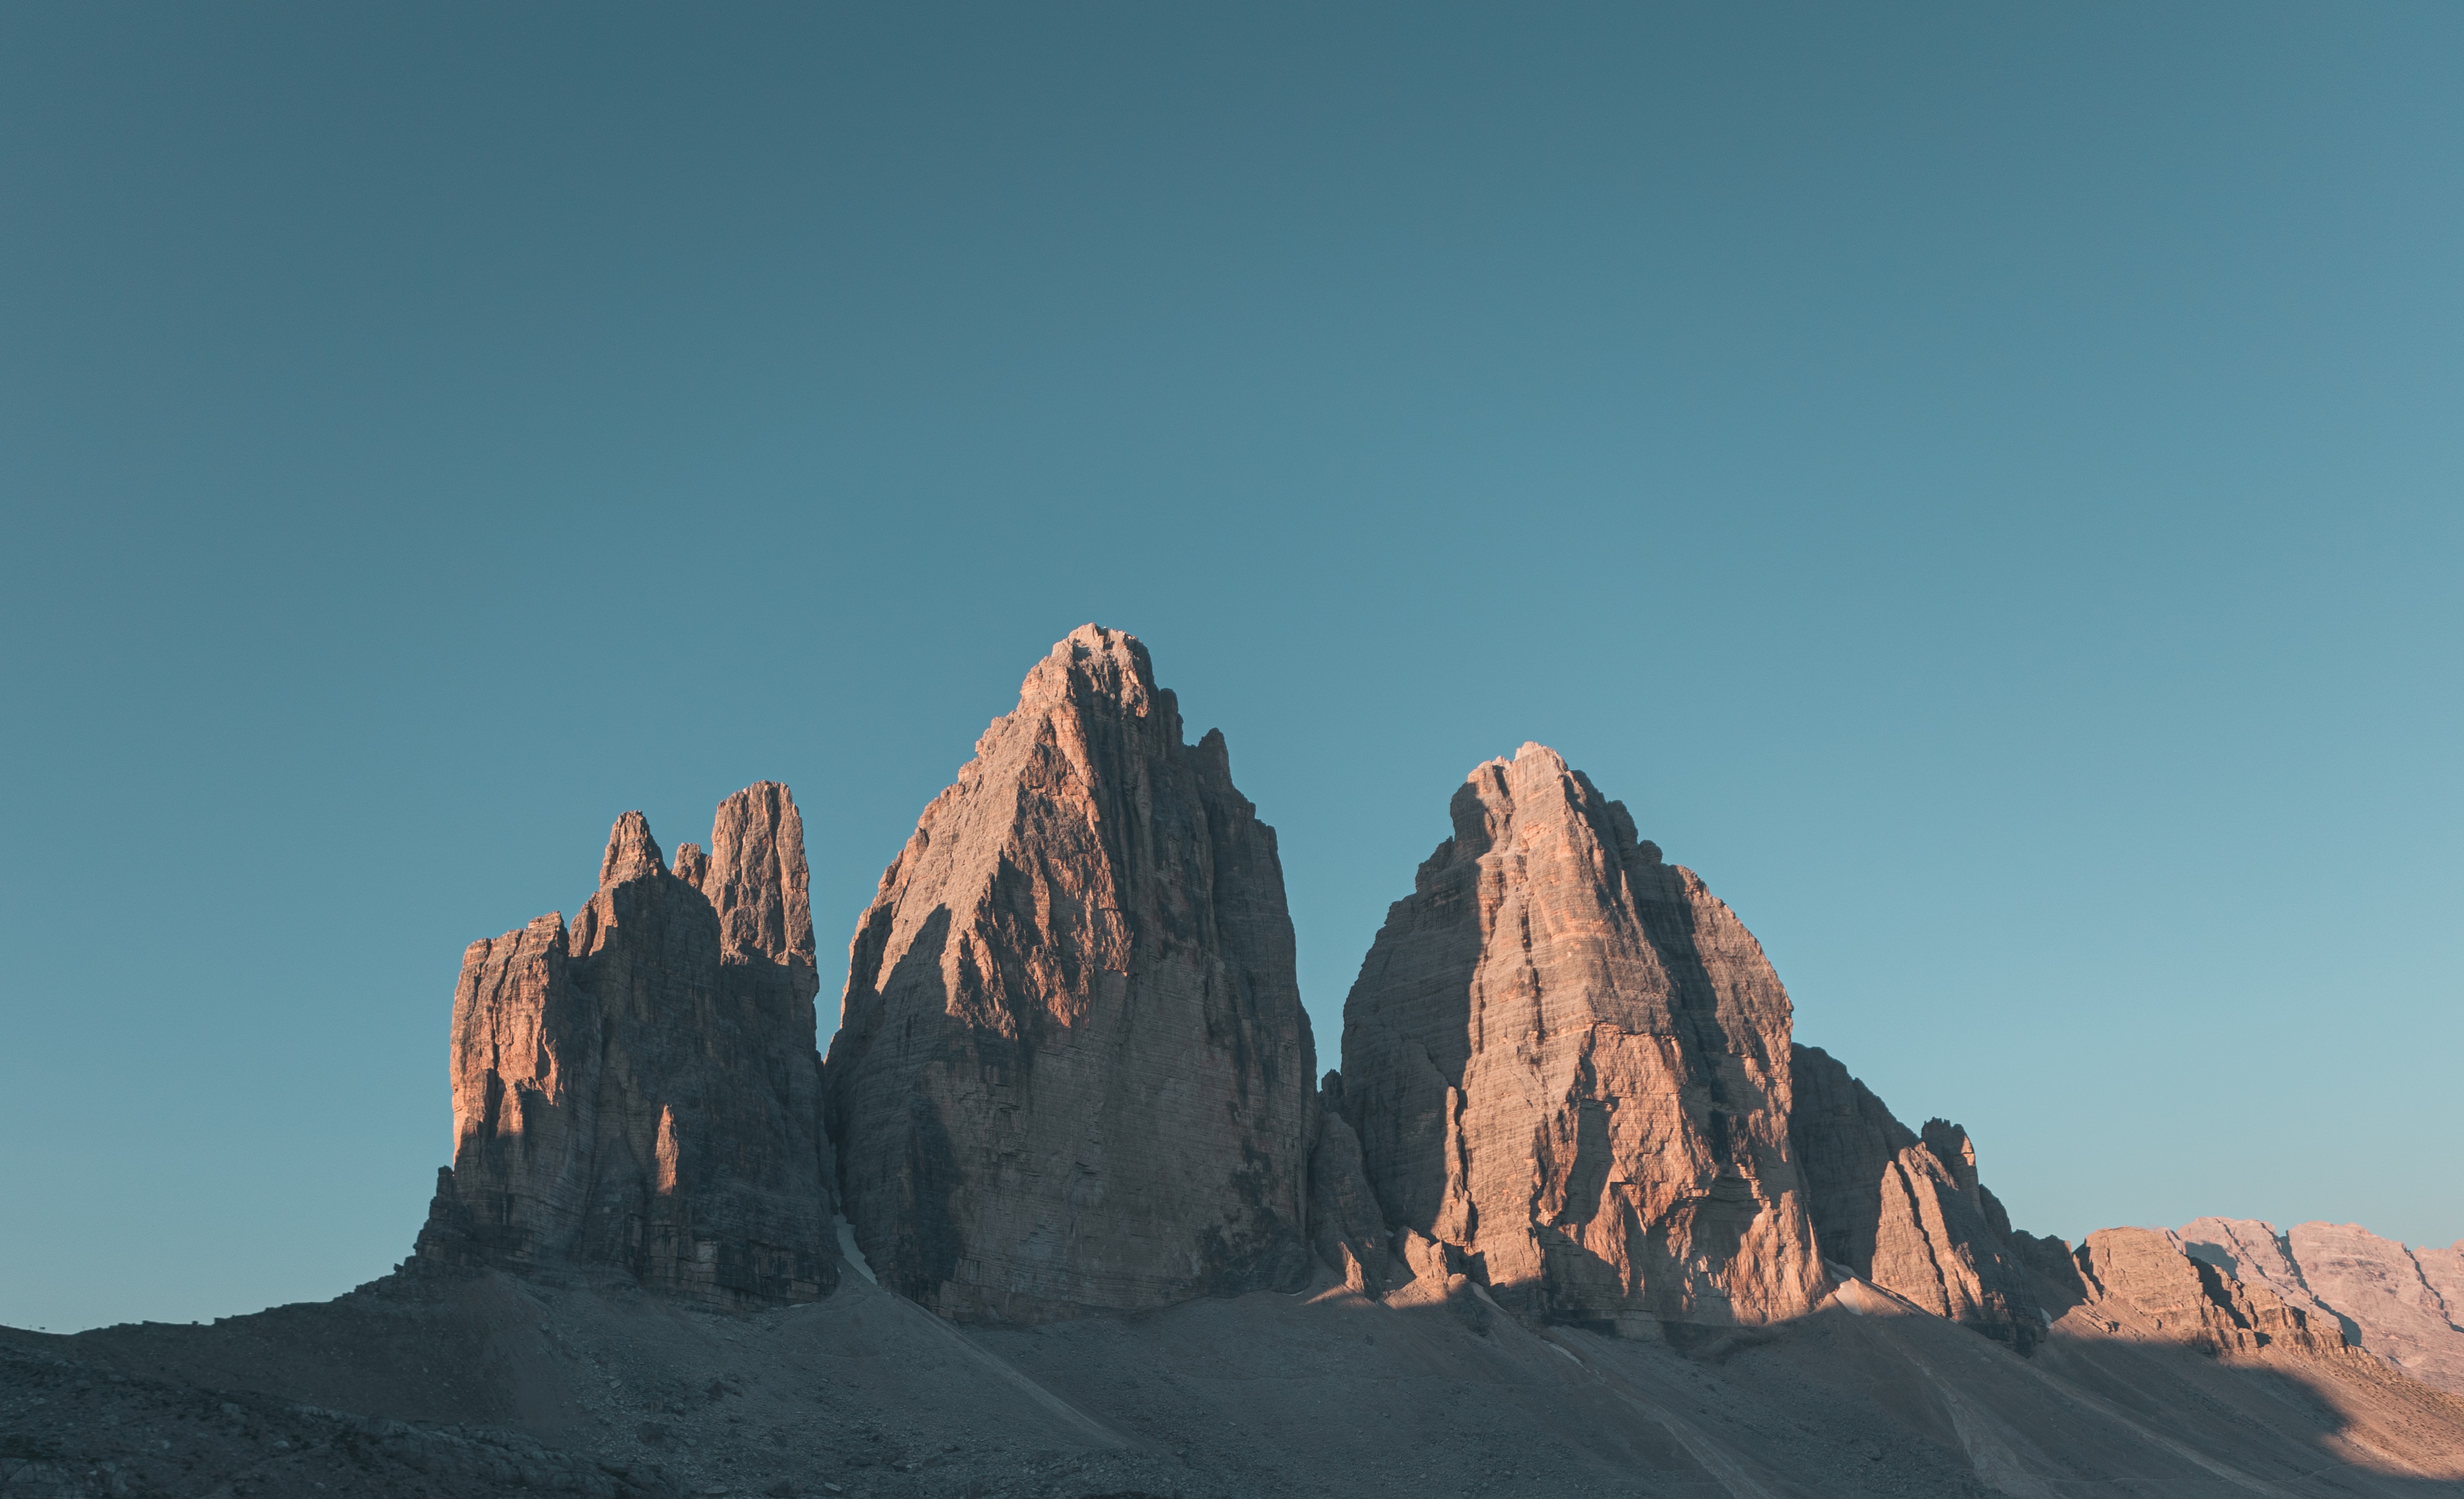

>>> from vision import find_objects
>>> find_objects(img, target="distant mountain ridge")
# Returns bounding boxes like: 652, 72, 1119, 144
8, 623, 2462, 1496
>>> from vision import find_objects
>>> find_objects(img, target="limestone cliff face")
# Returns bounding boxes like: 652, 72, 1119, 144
823, 625, 1316, 1323
2180, 1218, 2464, 1392
1789, 1044, 2044, 1351
2076, 1227, 2343, 1357
414, 783, 835, 1305
1336, 743, 1823, 1334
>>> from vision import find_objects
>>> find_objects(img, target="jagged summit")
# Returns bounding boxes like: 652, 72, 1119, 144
24, 635, 2464, 1498
823, 624, 1316, 1322
1788, 1043, 2046, 1350
1335, 741, 1826, 1333
414, 782, 835, 1306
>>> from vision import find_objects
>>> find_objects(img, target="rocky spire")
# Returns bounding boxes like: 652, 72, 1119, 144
1789, 1044, 2044, 1350
824, 625, 1316, 1322
415, 783, 835, 1306
1336, 743, 1824, 1335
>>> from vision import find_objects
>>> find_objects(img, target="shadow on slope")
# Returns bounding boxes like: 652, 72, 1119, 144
8, 1263, 2464, 1498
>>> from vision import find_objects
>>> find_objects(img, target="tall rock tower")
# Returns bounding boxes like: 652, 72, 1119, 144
825, 625, 1316, 1322
1336, 744, 1824, 1335
414, 782, 837, 1305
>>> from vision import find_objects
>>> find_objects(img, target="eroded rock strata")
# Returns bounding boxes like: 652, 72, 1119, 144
1788, 1044, 2044, 1350
415, 783, 835, 1305
2180, 1217, 2464, 1392
1336, 742, 1824, 1335
2075, 1227, 2343, 1357
823, 625, 1316, 1322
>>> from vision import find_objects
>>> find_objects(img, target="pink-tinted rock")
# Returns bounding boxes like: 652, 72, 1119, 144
1336, 743, 1823, 1336
2418, 1241, 2464, 1336
1789, 1045, 2043, 1350
2177, 1216, 2335, 1323
824, 626, 1316, 1322
2284, 1222, 2464, 1393
415, 784, 835, 1305
2177, 1218, 2464, 1391
2077, 1227, 2340, 1356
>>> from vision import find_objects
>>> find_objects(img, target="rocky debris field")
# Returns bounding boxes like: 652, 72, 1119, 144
11, 1253, 2464, 1498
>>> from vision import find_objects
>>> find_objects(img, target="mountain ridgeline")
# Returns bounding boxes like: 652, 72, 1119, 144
413, 624, 2464, 1388
23, 621, 2464, 1499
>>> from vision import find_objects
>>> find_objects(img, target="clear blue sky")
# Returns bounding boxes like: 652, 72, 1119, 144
3, 4, 2457, 1333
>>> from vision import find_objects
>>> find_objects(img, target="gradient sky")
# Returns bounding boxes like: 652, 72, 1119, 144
4, 4, 2458, 1333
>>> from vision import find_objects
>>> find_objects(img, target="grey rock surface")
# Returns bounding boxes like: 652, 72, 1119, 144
1789, 1043, 2045, 1351
1335, 742, 1824, 1335
416, 783, 835, 1306
17, 1255, 2464, 1499
824, 625, 1316, 1322
1307, 1073, 1397, 1296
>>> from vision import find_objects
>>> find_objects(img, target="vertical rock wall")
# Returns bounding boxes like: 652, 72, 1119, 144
823, 625, 1316, 1323
1336, 743, 1823, 1334
1788, 1044, 2044, 1350
415, 783, 835, 1305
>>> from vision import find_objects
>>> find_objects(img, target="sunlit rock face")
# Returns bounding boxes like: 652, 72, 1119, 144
2076, 1226, 2345, 1357
414, 783, 837, 1306
1335, 743, 1824, 1336
2181, 1217, 2464, 1391
1789, 1044, 2044, 1351
823, 625, 1316, 1323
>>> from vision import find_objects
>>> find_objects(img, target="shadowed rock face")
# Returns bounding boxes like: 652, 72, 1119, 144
1789, 1044, 2044, 1351
823, 625, 1316, 1323
1309, 1072, 1398, 1297
1336, 743, 1823, 1335
2181, 1217, 2464, 1392
414, 783, 835, 1306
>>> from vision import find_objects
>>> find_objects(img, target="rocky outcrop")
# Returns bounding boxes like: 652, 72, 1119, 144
2176, 1217, 2334, 1325
823, 625, 1316, 1323
414, 783, 835, 1305
1788, 1045, 2044, 1351
2076, 1227, 2342, 1356
2180, 1218, 2464, 1393
2005, 1229, 2091, 1306
1309, 1073, 1397, 1296
1335, 743, 1823, 1336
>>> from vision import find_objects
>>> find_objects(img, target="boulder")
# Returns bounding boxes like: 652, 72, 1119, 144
1335, 743, 1823, 1335
414, 784, 835, 1305
823, 625, 1316, 1322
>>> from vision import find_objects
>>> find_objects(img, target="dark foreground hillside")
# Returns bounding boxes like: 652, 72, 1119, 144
9, 1251, 2464, 1499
